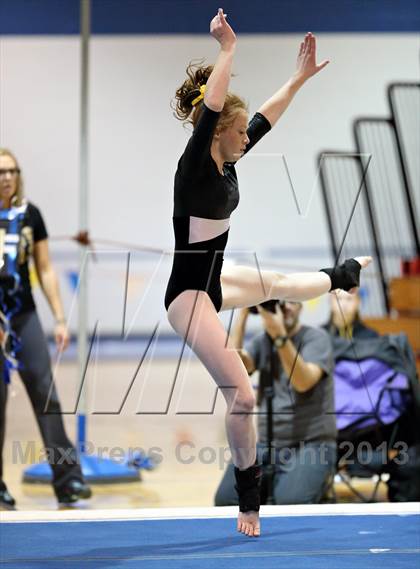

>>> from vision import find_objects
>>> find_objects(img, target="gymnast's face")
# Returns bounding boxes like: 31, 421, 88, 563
0, 154, 19, 208
218, 110, 250, 162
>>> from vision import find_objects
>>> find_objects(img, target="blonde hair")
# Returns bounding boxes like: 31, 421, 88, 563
0, 148, 24, 206
173, 61, 248, 132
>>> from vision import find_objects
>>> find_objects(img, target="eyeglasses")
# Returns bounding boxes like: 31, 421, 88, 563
0, 168, 20, 178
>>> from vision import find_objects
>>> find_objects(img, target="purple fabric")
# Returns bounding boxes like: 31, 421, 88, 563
334, 358, 409, 431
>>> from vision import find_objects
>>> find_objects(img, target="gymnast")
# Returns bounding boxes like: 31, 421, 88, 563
164, 8, 371, 537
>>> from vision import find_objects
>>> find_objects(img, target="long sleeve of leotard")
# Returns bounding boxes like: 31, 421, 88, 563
180, 104, 221, 176
244, 112, 272, 155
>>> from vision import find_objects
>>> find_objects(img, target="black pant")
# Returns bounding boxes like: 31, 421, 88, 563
0, 310, 84, 497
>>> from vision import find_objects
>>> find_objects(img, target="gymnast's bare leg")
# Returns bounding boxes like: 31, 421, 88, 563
167, 290, 260, 535
168, 257, 372, 537
220, 256, 372, 311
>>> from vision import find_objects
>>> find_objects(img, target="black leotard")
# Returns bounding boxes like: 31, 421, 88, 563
164, 104, 271, 312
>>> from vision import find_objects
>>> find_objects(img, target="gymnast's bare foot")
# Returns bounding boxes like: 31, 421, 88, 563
354, 255, 372, 269
237, 511, 260, 537
348, 256, 372, 293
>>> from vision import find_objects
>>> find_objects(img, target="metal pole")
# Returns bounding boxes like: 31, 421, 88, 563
78, 0, 90, 453
388, 84, 420, 255
264, 344, 276, 505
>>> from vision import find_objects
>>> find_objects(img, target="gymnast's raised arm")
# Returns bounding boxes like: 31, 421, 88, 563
204, 9, 237, 112
173, 9, 238, 173
257, 32, 330, 128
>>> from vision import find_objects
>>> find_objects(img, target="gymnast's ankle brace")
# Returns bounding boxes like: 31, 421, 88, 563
320, 258, 362, 292
234, 463, 262, 512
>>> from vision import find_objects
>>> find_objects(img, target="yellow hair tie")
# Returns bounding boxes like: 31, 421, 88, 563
191, 84, 206, 107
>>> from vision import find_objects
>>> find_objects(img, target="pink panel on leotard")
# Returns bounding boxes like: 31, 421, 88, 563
188, 216, 230, 244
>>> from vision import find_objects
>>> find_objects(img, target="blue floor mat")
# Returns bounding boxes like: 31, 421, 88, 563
1, 514, 419, 569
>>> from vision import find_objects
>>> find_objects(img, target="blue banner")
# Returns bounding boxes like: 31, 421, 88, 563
1, 0, 419, 35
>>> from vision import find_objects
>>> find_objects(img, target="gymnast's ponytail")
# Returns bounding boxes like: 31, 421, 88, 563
172, 61, 213, 127
172, 61, 247, 131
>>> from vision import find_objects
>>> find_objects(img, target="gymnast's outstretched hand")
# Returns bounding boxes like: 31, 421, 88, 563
210, 8, 236, 49
294, 32, 330, 82
256, 33, 329, 127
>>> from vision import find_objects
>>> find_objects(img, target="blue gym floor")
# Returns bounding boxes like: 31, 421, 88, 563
1, 506, 419, 569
